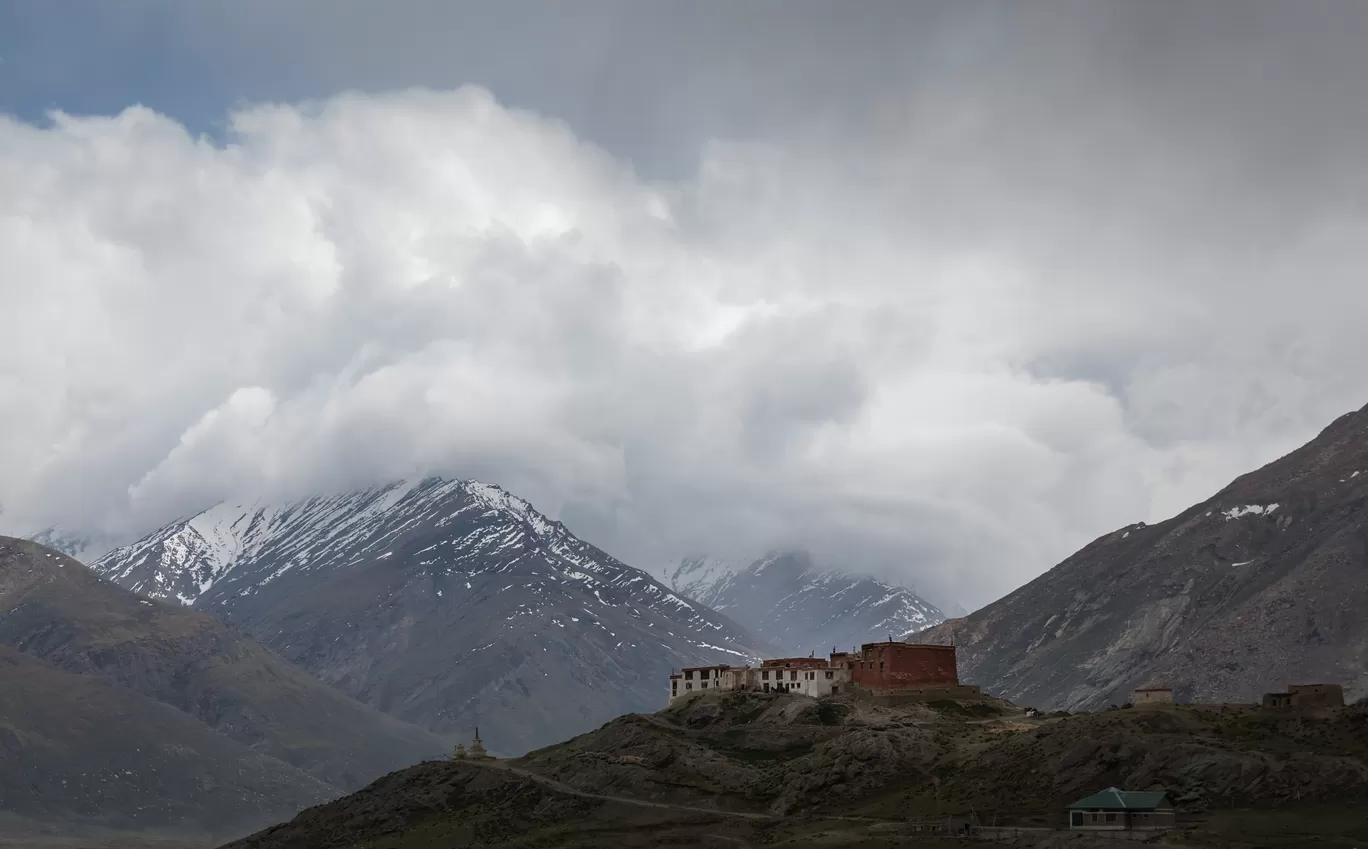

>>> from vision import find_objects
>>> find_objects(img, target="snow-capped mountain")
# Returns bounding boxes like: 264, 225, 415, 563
91, 477, 768, 755
662, 555, 738, 604
664, 550, 945, 655
25, 526, 122, 564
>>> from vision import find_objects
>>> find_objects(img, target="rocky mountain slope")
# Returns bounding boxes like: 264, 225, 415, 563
664, 551, 944, 655
91, 478, 770, 756
0, 642, 335, 839
919, 400, 1368, 711
224, 689, 1368, 848
0, 536, 446, 838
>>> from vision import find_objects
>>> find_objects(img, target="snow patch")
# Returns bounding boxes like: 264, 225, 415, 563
1222, 504, 1279, 520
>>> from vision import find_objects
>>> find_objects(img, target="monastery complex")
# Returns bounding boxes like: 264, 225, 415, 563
669, 640, 982, 704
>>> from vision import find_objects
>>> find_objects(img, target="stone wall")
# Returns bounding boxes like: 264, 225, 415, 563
850, 683, 982, 706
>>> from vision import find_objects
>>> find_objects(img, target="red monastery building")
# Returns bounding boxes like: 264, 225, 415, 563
668, 640, 980, 705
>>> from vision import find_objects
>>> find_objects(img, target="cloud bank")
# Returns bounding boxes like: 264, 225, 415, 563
5, 5, 1368, 609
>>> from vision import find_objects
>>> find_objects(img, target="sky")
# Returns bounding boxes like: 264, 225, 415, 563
3, 1, 1368, 610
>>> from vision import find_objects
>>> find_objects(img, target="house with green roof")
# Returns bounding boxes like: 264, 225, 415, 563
1067, 787, 1174, 831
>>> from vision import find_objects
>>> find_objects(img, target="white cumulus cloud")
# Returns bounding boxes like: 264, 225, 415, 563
3, 76, 1368, 609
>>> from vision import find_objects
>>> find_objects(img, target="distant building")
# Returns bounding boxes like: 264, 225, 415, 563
1067, 788, 1174, 831
668, 640, 981, 705
1262, 683, 1344, 711
1132, 684, 1174, 706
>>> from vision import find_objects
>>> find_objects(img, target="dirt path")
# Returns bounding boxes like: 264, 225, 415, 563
470, 759, 894, 827
472, 759, 776, 820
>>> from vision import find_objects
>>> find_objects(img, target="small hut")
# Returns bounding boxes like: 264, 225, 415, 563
1131, 684, 1174, 706
1067, 788, 1174, 831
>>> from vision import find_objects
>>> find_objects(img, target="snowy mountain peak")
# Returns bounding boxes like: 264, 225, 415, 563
662, 554, 738, 602
666, 550, 945, 655
24, 526, 123, 564
89, 477, 769, 754
92, 477, 582, 607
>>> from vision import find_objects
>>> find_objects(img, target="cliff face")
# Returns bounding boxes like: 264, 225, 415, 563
919, 401, 1368, 711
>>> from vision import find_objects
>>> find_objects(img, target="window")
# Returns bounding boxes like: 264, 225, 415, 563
686, 683, 692, 690
685, 671, 694, 680
701, 681, 708, 689
762, 670, 769, 680
825, 671, 833, 679
880, 662, 885, 670
1070, 813, 1082, 828
1105, 813, 1116, 824
763, 684, 770, 692
790, 671, 797, 680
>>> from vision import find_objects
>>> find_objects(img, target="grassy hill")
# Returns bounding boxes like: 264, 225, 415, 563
222, 690, 1368, 848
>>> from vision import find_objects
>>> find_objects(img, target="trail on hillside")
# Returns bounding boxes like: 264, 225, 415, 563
471, 759, 891, 825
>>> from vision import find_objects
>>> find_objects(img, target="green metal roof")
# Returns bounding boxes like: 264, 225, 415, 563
1067, 787, 1169, 810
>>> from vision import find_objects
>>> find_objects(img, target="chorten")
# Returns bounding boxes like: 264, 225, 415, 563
451, 742, 468, 759
468, 726, 492, 759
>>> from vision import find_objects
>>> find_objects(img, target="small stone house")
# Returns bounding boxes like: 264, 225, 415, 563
1132, 684, 1174, 706
1067, 788, 1174, 831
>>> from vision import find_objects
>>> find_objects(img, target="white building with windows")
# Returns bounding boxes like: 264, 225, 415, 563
668, 656, 851, 704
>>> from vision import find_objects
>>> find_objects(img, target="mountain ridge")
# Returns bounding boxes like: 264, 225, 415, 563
91, 477, 771, 755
